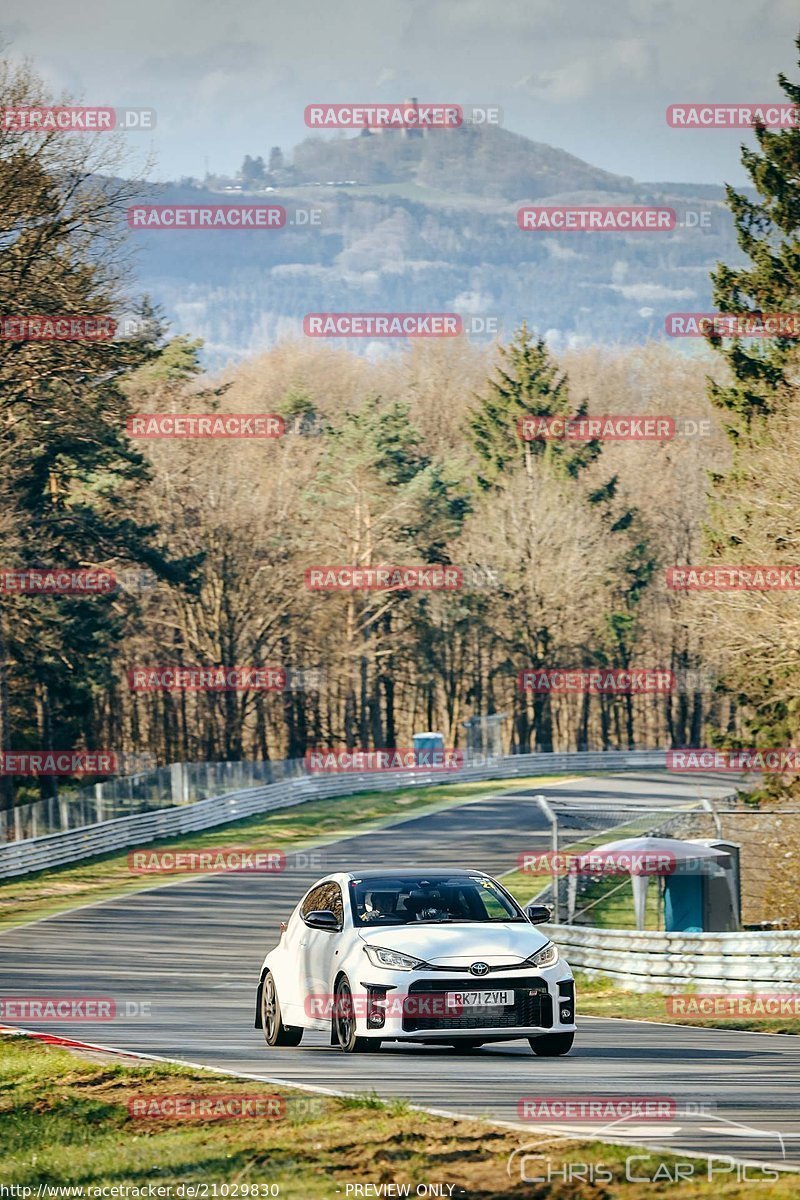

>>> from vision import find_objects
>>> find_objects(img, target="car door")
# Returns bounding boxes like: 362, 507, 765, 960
298, 880, 345, 1030
273, 897, 308, 1023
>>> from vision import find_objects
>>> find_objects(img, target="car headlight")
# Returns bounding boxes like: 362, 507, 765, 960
526, 942, 559, 968
363, 945, 429, 971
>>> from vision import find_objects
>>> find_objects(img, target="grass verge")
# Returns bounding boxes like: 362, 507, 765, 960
575, 972, 800, 1035
0, 775, 565, 932
0, 1034, 794, 1198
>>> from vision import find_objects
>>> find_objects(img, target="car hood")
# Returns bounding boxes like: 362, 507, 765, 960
356, 921, 551, 967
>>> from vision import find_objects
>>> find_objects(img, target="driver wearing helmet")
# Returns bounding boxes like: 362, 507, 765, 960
403, 888, 451, 922
361, 890, 398, 923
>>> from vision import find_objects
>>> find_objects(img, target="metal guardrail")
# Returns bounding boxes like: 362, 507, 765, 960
0, 749, 667, 879
0, 758, 308, 843
549, 924, 800, 992
4, 749, 792, 991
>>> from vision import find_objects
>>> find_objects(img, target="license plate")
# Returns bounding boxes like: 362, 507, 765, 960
445, 989, 513, 1008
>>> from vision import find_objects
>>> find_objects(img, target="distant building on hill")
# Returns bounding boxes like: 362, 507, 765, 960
363, 97, 426, 138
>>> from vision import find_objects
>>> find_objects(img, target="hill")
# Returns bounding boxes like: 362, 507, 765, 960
128, 123, 744, 369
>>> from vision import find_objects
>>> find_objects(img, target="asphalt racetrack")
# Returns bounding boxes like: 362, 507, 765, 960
2, 771, 799, 1171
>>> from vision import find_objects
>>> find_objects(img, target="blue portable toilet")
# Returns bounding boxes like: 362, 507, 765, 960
412, 731, 444, 767
663, 840, 740, 932
663, 875, 704, 932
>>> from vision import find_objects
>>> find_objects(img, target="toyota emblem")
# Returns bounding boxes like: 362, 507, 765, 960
470, 961, 490, 977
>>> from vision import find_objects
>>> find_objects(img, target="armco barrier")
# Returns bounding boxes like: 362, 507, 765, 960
0, 749, 666, 879
549, 924, 800, 993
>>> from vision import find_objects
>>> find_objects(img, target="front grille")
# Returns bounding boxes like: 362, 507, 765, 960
402, 975, 553, 1033
422, 959, 529, 973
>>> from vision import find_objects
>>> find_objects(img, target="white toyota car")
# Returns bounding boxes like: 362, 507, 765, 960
255, 868, 575, 1054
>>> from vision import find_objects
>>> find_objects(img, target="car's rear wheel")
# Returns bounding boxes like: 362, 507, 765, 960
528, 1032, 574, 1056
261, 972, 303, 1047
334, 976, 375, 1053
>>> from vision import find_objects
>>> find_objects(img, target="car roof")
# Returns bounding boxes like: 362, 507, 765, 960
343, 868, 489, 880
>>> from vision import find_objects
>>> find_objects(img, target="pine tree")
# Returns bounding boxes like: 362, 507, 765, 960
0, 58, 193, 807
707, 35, 800, 428
699, 36, 800, 764
468, 323, 600, 488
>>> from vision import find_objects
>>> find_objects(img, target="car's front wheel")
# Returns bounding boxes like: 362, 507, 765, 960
333, 976, 376, 1053
528, 1032, 574, 1056
261, 971, 303, 1047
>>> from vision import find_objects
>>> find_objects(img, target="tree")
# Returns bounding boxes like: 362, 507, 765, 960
468, 323, 600, 489
0, 57, 191, 807
701, 35, 800, 765
307, 396, 469, 749
239, 155, 267, 187
707, 36, 800, 427
467, 327, 648, 750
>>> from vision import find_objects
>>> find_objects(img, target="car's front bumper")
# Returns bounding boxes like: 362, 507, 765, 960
353, 961, 575, 1041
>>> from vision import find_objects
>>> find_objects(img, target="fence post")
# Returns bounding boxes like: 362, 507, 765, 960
700, 796, 722, 838
171, 762, 186, 806
535, 794, 560, 922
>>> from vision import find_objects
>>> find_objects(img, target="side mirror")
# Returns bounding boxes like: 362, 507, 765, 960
305, 909, 340, 931
525, 903, 552, 925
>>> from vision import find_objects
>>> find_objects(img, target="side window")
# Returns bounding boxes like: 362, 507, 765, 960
301, 881, 343, 926
479, 885, 510, 919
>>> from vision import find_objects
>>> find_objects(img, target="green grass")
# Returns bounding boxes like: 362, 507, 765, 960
0, 775, 566, 931
572, 872, 662, 929
2, 1034, 795, 1198
576, 972, 800, 1035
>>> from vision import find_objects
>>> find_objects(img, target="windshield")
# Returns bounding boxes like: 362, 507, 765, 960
349, 874, 526, 926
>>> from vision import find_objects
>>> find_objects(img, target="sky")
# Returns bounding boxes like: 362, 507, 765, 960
3, 0, 799, 185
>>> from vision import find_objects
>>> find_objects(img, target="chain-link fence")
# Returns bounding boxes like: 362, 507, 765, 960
0, 758, 309, 843
524, 794, 796, 931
